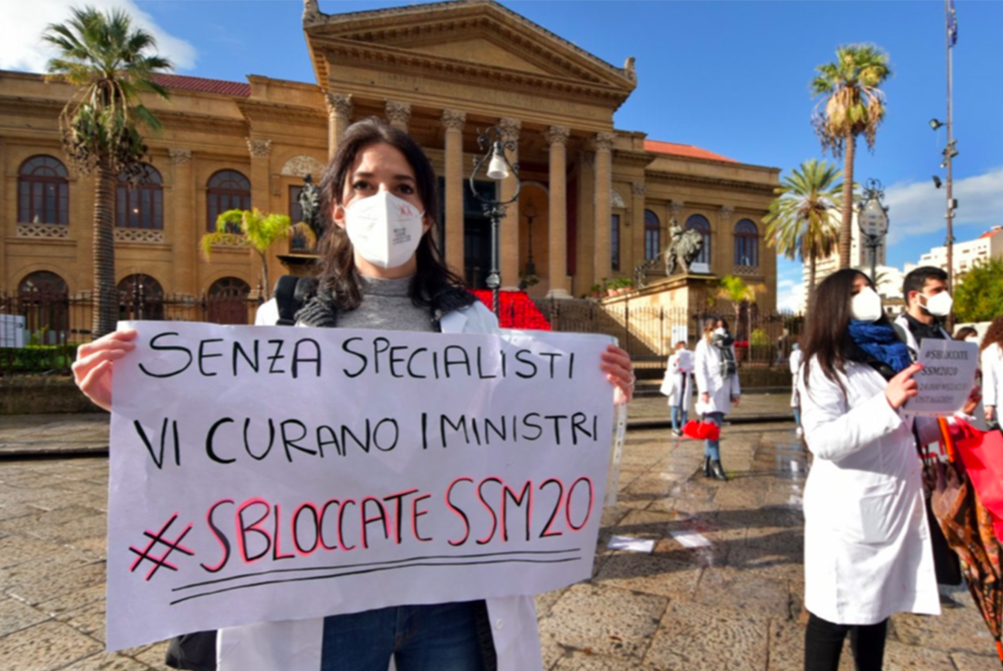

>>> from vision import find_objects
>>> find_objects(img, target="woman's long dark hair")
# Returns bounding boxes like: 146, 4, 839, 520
982, 316, 1003, 353
801, 268, 888, 390
316, 117, 465, 310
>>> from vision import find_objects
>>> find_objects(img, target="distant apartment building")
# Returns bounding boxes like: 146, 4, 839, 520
911, 226, 1003, 279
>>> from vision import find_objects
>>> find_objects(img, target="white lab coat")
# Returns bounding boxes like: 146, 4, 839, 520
217, 298, 543, 671
693, 338, 740, 415
660, 349, 694, 409
789, 348, 803, 408
982, 342, 1003, 420
798, 355, 941, 625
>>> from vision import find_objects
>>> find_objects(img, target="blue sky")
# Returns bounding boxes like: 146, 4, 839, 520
5, 0, 1001, 308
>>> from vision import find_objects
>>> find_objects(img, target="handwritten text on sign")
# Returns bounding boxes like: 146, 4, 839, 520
904, 338, 978, 416
106, 322, 614, 651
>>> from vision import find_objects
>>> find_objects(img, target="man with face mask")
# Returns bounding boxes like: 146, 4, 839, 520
891, 266, 965, 590
892, 266, 952, 357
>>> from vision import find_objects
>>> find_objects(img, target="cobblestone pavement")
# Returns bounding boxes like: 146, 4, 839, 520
0, 416, 997, 670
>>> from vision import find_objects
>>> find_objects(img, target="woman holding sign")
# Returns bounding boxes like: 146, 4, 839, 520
797, 268, 978, 671
72, 118, 635, 671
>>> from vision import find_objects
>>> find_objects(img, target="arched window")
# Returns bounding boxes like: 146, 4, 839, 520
116, 164, 163, 229
644, 210, 660, 261
18, 156, 69, 224
17, 271, 69, 343
118, 274, 165, 320
734, 219, 759, 269
207, 277, 251, 325
685, 215, 711, 266
207, 170, 250, 232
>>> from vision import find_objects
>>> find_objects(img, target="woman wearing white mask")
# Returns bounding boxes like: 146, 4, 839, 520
797, 268, 979, 671
693, 317, 740, 480
72, 118, 635, 671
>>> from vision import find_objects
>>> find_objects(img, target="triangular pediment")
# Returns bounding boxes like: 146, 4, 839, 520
304, 0, 636, 93
408, 38, 552, 77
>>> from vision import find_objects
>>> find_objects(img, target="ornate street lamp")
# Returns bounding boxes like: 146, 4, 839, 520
856, 178, 890, 284
470, 126, 520, 316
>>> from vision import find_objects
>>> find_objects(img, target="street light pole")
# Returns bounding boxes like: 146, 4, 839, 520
470, 126, 520, 317
944, 0, 956, 319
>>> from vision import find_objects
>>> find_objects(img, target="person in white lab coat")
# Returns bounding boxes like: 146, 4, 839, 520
693, 318, 740, 480
71, 118, 637, 671
660, 340, 694, 436
789, 341, 803, 437
981, 316, 1003, 429
797, 268, 978, 671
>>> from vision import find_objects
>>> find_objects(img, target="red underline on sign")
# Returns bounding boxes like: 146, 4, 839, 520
168, 550, 582, 606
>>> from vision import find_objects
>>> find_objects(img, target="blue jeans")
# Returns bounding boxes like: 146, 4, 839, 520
321, 601, 489, 671
671, 406, 688, 431
703, 411, 724, 460
793, 406, 801, 429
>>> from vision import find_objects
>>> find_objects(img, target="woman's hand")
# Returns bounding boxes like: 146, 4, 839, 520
962, 386, 981, 416
601, 345, 634, 406
987, 405, 997, 423
71, 328, 137, 412
884, 363, 923, 410
731, 395, 741, 407
701, 392, 710, 404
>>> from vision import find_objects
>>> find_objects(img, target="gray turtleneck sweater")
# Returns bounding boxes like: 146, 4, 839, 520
334, 275, 437, 333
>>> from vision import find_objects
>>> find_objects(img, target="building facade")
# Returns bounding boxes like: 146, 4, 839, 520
1, 0, 779, 332
911, 226, 1003, 280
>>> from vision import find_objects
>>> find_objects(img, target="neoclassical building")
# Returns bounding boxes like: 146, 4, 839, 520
0, 0, 779, 326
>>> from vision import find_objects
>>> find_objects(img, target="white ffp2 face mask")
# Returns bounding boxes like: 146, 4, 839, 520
850, 287, 883, 322
921, 291, 953, 318
343, 192, 425, 269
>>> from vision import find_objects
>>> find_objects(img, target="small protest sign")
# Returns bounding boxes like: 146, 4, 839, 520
106, 322, 615, 651
904, 339, 978, 416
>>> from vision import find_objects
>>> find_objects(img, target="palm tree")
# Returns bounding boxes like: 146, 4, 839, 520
811, 44, 891, 269
44, 7, 172, 337
763, 159, 843, 310
201, 209, 316, 299
717, 275, 757, 339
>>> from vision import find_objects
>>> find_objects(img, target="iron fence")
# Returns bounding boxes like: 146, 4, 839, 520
0, 289, 261, 375
534, 298, 804, 371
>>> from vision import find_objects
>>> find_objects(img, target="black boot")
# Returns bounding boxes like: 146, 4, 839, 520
710, 459, 729, 481
703, 456, 712, 478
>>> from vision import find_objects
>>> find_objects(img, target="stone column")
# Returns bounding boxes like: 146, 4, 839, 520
0, 139, 5, 288
498, 118, 521, 291
441, 109, 466, 276
717, 205, 734, 273
247, 138, 273, 296
592, 132, 615, 284
169, 148, 198, 295
576, 151, 596, 292
545, 125, 571, 298
386, 101, 412, 132
630, 181, 645, 273
325, 93, 352, 160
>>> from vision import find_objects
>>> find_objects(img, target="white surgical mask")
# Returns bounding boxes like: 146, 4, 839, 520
714, 327, 727, 337
921, 291, 953, 318
343, 192, 425, 269
850, 287, 883, 322
966, 336, 979, 344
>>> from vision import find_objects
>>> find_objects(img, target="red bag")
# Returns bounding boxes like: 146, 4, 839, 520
681, 420, 721, 441
951, 420, 1003, 543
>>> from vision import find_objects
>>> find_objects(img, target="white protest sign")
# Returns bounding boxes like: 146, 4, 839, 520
904, 338, 978, 416
106, 322, 614, 651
